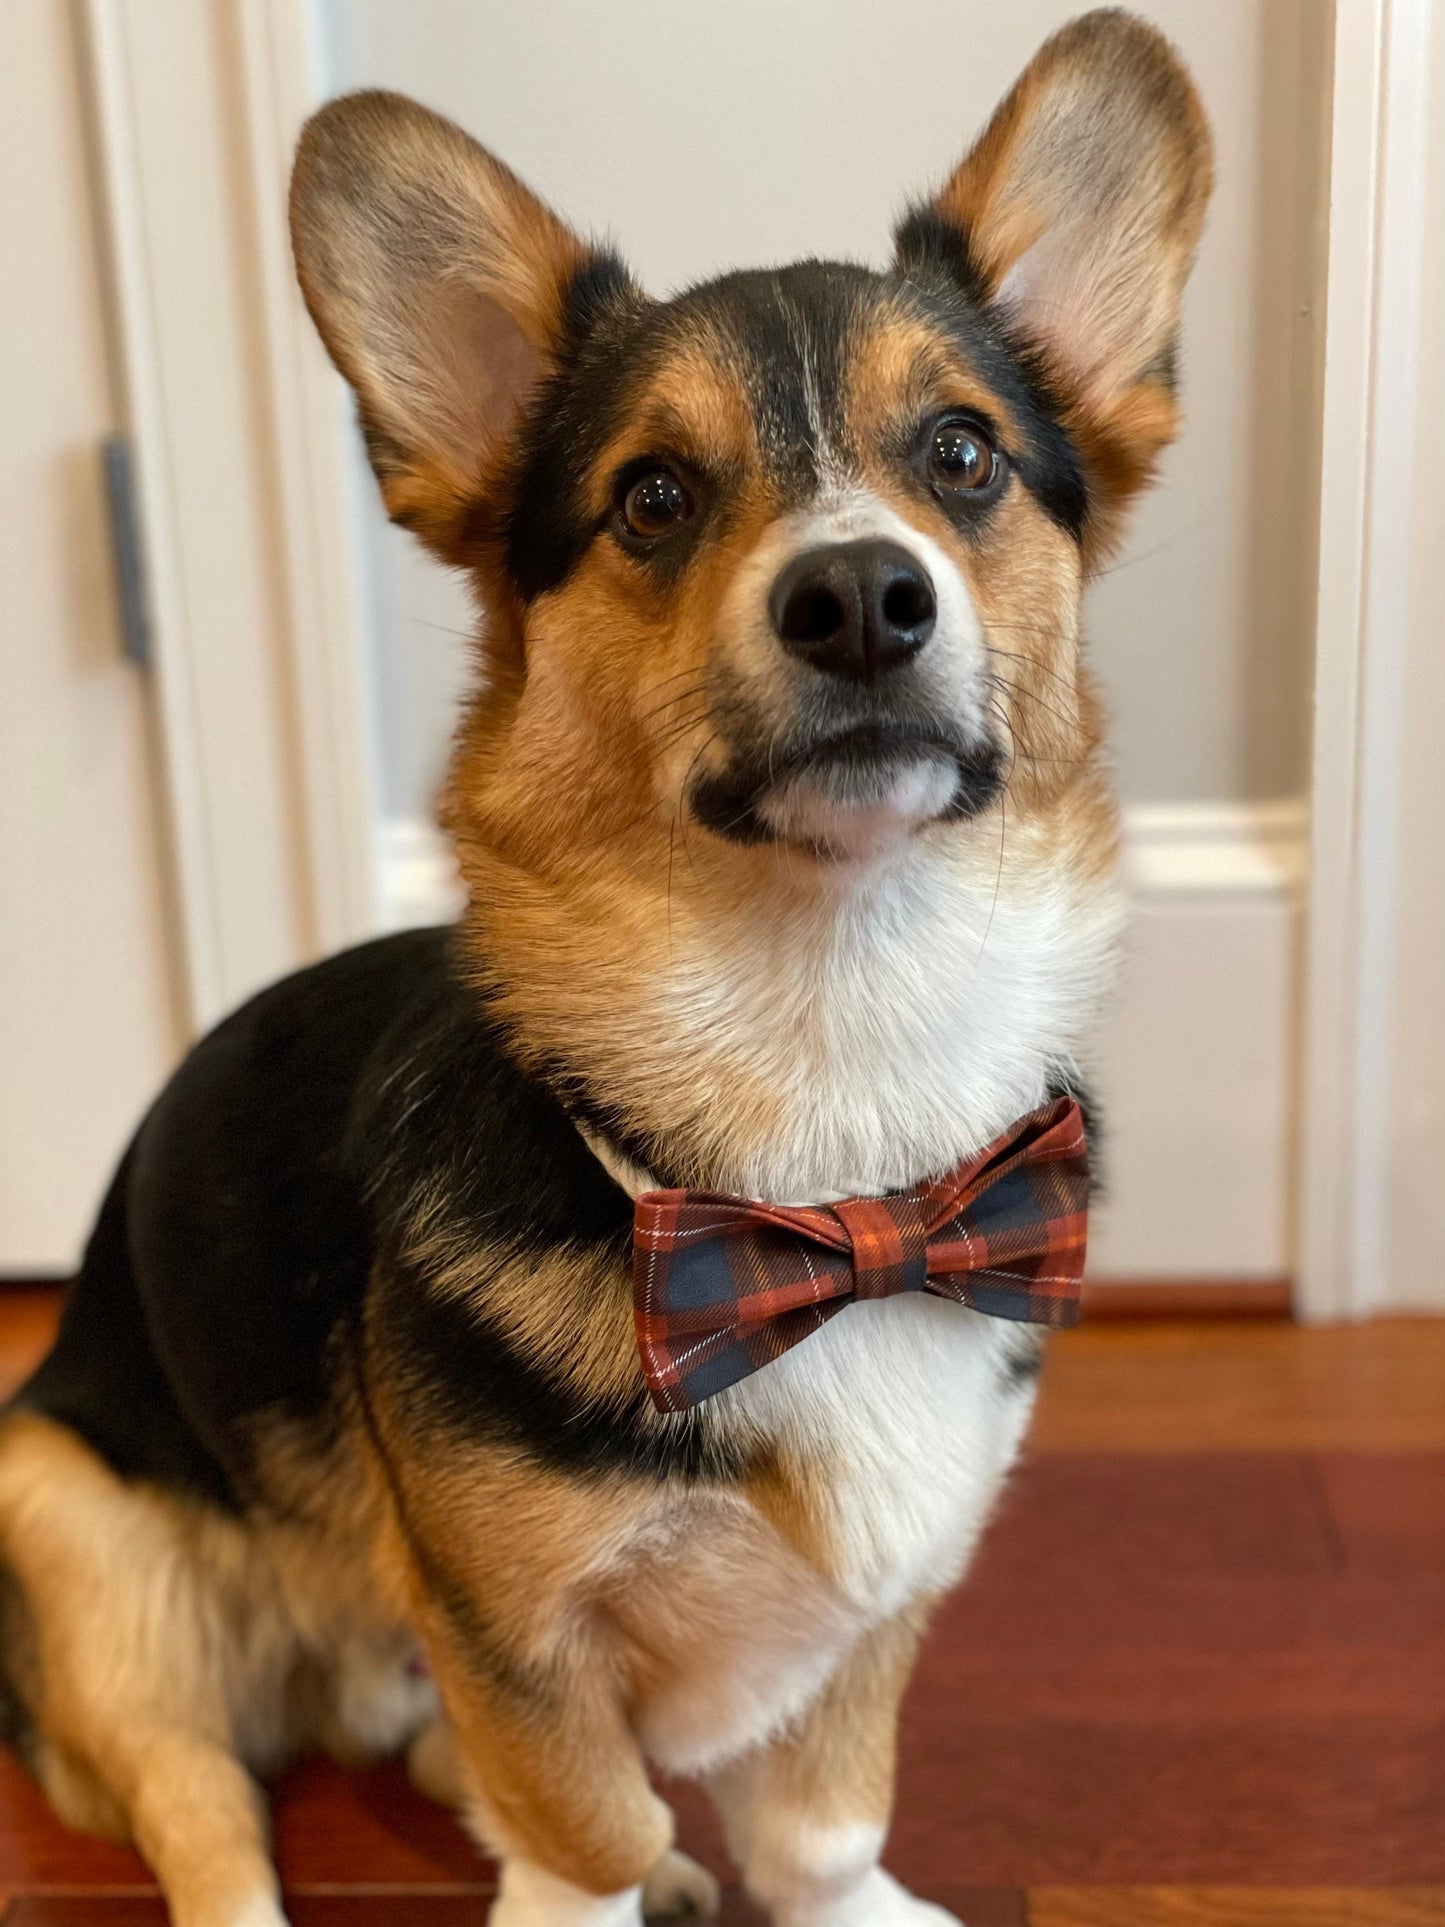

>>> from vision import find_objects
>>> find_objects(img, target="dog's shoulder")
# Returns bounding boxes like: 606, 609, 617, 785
354, 953, 744, 1485
20, 929, 465, 1499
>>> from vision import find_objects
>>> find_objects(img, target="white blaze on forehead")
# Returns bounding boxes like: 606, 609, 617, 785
776, 284, 848, 493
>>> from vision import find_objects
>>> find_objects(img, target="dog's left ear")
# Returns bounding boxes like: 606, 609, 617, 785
897, 9, 1212, 556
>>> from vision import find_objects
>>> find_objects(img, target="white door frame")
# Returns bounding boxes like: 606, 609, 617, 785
81, 0, 379, 1030
1296, 0, 1437, 1318
84, 0, 1439, 1311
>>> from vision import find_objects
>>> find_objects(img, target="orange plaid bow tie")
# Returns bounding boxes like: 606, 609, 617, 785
632, 1096, 1089, 1412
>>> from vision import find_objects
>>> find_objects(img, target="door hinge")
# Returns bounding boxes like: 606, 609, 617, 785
101, 434, 153, 670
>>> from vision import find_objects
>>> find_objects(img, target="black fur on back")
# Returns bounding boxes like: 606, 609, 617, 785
11, 929, 729, 1510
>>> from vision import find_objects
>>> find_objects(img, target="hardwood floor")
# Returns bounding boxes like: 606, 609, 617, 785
2, 1288, 1443, 1925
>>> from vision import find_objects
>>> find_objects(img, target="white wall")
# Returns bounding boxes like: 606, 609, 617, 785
321, 0, 1331, 821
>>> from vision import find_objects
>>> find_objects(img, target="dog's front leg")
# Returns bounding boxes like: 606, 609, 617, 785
711, 1604, 961, 1927
417, 1611, 673, 1927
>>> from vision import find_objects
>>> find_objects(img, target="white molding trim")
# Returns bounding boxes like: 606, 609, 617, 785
79, 0, 382, 1029
234, 0, 381, 948
1297, 0, 1436, 1319
81, 0, 225, 1026
1122, 801, 1308, 897
1100, 800, 1307, 1281
378, 818, 465, 932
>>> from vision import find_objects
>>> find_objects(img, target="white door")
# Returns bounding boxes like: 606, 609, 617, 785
0, 1, 182, 1272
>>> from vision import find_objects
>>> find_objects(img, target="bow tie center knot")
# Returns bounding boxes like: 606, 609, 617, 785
831, 1196, 931, 1301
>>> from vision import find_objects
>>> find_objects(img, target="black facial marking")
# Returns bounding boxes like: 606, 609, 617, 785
689, 724, 1006, 852
506, 258, 848, 602
561, 250, 639, 349
941, 732, 1009, 819
894, 212, 1089, 541
504, 251, 656, 601
686, 262, 861, 492
893, 203, 995, 308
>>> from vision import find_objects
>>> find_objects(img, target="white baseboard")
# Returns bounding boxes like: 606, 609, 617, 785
379, 801, 1308, 1283
377, 818, 467, 931
1090, 800, 1306, 1280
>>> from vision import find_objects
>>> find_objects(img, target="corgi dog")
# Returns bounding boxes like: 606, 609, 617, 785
0, 13, 1210, 1926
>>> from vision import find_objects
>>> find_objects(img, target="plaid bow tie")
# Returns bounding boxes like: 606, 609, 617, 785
632, 1096, 1088, 1412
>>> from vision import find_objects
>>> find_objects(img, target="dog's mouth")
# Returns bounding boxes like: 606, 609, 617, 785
688, 717, 1005, 856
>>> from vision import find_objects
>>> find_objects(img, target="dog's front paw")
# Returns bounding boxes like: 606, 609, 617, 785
643, 1847, 721, 1918
775, 1869, 963, 1927
490, 1858, 644, 1926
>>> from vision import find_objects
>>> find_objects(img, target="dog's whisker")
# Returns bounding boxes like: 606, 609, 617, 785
984, 643, 1081, 699
987, 671, 1081, 736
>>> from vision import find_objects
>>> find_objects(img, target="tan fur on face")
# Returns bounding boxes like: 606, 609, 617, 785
842, 305, 1029, 457
588, 338, 760, 517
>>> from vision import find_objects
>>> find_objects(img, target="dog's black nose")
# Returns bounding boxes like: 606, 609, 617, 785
769, 539, 936, 682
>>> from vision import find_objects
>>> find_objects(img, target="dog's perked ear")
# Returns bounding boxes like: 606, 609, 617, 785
897, 9, 1212, 560
290, 91, 621, 564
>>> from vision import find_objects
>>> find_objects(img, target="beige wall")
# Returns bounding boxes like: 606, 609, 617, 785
323, 0, 1332, 817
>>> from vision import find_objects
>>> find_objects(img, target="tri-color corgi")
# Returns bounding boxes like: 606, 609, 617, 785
0, 13, 1211, 1925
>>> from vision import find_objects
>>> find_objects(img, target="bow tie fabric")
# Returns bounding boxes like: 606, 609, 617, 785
632, 1097, 1089, 1412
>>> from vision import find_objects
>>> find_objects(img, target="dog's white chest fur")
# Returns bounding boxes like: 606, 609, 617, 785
731, 1297, 1037, 1612
648, 839, 1121, 1203
617, 845, 1118, 1776
630, 1302, 1037, 1776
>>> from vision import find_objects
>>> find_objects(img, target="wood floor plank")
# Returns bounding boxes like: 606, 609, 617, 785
0, 1901, 496, 1926
0, 1288, 61, 1402
929, 1457, 1445, 1729
0, 1758, 149, 1888
1317, 1454, 1445, 1571
1031, 1320, 1445, 1452
886, 1715, 1445, 1888
1030, 1890, 1445, 1926
0, 1890, 1017, 1925
1, 1903, 167, 1927
975, 1454, 1338, 1581
270, 1760, 488, 1888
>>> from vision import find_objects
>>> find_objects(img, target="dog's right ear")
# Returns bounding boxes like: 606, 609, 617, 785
291, 91, 624, 563
895, 11, 1212, 562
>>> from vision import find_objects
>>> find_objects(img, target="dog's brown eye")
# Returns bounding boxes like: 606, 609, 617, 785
621, 468, 693, 538
928, 418, 999, 492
